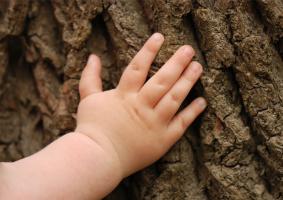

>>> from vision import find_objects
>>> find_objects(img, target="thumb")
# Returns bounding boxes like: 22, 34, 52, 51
79, 54, 103, 99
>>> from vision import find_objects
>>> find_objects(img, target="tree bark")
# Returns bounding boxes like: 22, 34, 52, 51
0, 0, 282, 199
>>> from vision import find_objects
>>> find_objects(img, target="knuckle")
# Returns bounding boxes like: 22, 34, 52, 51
181, 78, 194, 91
128, 62, 140, 71
147, 43, 157, 53
170, 92, 180, 103
179, 116, 187, 130
155, 80, 167, 92
183, 73, 194, 84
156, 72, 171, 87
167, 124, 183, 143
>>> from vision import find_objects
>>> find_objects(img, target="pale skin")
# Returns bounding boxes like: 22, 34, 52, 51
0, 33, 207, 200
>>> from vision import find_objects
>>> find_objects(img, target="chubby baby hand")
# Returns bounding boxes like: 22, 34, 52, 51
75, 33, 207, 178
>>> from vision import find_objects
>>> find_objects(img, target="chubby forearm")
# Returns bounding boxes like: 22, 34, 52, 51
0, 132, 122, 200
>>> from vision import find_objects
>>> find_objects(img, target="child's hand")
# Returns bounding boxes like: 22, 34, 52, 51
0, 33, 207, 200
75, 33, 207, 178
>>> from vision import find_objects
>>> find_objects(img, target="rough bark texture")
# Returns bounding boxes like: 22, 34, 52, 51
0, 0, 282, 199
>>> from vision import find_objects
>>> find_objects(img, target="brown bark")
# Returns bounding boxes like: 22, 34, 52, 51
0, 0, 282, 199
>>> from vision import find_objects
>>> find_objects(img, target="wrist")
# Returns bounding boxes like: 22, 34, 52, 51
75, 125, 126, 177
74, 131, 124, 178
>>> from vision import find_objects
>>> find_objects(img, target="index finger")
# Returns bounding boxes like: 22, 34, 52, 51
117, 33, 164, 93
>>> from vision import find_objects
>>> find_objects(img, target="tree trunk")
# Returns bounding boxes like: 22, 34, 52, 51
0, 0, 282, 199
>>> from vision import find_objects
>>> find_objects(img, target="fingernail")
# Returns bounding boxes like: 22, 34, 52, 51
89, 54, 96, 61
87, 55, 94, 64
198, 98, 207, 109
152, 33, 164, 42
191, 62, 201, 72
182, 45, 194, 56
87, 54, 99, 67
